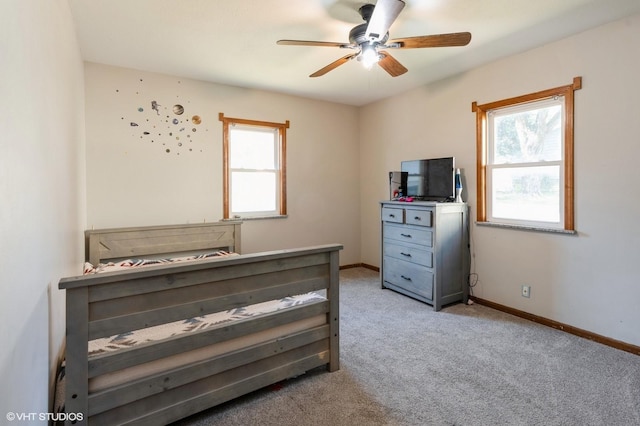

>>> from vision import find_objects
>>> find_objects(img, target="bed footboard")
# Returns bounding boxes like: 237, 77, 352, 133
59, 244, 342, 425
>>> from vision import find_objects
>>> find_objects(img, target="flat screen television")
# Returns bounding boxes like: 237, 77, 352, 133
401, 157, 455, 201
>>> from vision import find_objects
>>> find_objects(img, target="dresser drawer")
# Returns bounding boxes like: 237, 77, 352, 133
383, 257, 433, 300
383, 223, 433, 247
383, 241, 433, 267
381, 206, 403, 223
405, 208, 432, 227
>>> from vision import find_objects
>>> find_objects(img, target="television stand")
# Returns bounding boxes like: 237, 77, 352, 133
380, 201, 469, 310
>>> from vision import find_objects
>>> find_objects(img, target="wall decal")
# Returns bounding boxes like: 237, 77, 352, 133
117, 77, 208, 155
151, 101, 161, 115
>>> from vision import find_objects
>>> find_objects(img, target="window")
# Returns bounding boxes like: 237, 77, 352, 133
219, 113, 289, 219
472, 77, 581, 232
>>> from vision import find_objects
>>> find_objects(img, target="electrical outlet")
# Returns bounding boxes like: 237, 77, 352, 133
521, 285, 531, 298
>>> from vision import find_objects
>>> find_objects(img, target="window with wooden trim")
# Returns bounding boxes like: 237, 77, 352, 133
472, 77, 581, 232
219, 113, 288, 219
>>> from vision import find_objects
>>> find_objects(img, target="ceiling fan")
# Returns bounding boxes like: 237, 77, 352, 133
277, 0, 471, 78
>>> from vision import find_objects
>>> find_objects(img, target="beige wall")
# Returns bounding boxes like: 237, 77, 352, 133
0, 0, 86, 416
360, 14, 640, 346
84, 63, 361, 265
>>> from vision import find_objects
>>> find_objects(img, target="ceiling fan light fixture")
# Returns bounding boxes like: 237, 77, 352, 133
359, 43, 380, 69
277, 0, 471, 78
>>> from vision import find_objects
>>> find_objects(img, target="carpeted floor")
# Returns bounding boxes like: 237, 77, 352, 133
173, 267, 640, 426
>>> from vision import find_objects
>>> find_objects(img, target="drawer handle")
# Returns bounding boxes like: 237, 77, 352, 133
400, 275, 412, 281
400, 252, 411, 257
414, 216, 421, 221
389, 214, 395, 218
400, 233, 412, 238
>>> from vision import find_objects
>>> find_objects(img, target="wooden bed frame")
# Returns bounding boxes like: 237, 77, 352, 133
59, 222, 342, 425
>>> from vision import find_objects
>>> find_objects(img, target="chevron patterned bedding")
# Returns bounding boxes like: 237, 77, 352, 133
88, 292, 325, 357
82, 250, 238, 274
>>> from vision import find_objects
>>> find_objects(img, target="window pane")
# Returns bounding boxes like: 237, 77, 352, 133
491, 166, 560, 223
231, 171, 276, 213
229, 128, 276, 169
493, 103, 562, 164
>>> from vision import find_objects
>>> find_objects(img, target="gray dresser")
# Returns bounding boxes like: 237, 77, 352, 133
380, 201, 469, 311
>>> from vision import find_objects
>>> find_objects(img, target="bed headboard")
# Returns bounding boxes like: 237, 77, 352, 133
85, 221, 242, 265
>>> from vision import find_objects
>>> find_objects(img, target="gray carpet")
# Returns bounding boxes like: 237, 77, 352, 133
174, 267, 640, 426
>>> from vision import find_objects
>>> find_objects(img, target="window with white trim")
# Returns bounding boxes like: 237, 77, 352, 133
219, 113, 288, 219
472, 77, 581, 232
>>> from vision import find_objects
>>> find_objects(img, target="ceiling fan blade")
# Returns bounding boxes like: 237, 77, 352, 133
377, 52, 408, 77
310, 53, 359, 77
366, 0, 405, 42
389, 32, 472, 49
277, 40, 350, 48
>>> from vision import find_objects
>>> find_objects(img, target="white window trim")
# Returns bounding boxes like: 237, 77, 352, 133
486, 97, 565, 229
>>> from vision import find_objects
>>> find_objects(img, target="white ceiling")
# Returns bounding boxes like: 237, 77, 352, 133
68, 0, 640, 106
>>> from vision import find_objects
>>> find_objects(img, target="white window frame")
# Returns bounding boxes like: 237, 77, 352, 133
219, 113, 288, 219
486, 97, 565, 229
472, 77, 582, 233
